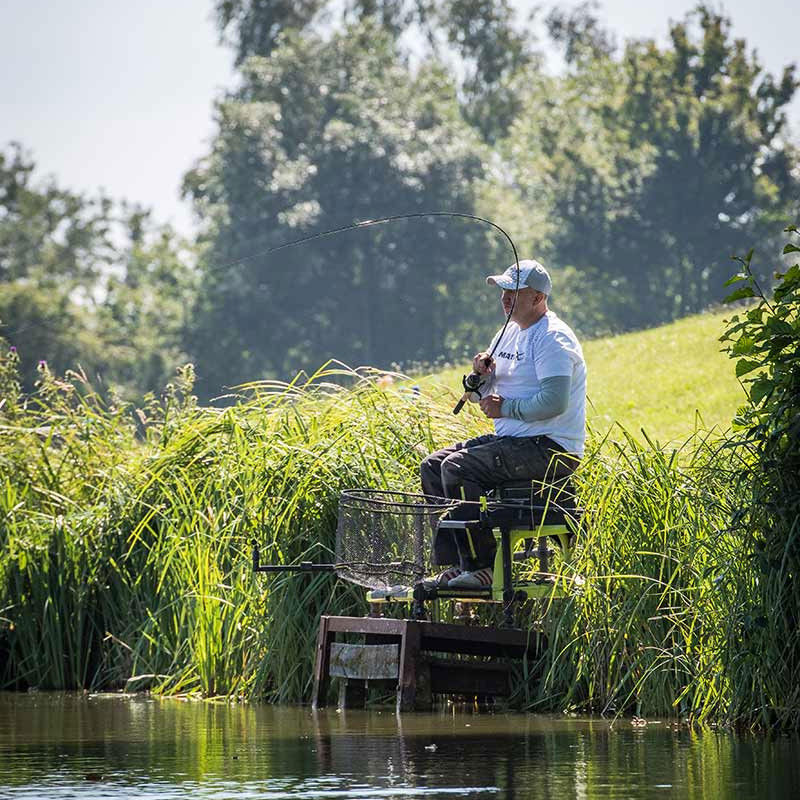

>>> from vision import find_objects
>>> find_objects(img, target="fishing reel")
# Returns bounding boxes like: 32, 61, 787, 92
452, 371, 486, 415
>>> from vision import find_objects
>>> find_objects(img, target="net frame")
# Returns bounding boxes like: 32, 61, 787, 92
335, 489, 460, 590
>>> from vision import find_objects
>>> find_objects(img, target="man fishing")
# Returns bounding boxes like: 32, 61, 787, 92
420, 259, 587, 589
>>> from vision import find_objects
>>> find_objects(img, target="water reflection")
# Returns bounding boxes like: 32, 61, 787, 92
0, 693, 798, 798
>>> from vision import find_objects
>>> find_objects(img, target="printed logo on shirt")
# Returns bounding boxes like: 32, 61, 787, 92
497, 351, 524, 361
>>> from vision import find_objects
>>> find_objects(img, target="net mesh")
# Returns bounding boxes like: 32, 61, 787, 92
335, 489, 458, 590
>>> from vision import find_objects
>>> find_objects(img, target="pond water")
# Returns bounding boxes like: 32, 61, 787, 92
0, 693, 798, 799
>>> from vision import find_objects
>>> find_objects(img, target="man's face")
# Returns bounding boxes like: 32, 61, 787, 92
501, 287, 542, 318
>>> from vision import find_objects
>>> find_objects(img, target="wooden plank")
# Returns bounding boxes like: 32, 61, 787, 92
327, 616, 407, 636
321, 616, 541, 659
325, 616, 531, 645
436, 636, 541, 658
310, 615, 547, 709
311, 615, 334, 709
420, 620, 532, 646
420, 623, 540, 659
397, 621, 423, 712
329, 643, 399, 680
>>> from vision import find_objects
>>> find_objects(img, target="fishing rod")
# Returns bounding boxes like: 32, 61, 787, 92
215, 210, 521, 414
233, 212, 523, 577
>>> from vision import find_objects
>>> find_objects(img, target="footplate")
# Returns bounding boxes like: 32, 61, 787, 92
366, 577, 574, 605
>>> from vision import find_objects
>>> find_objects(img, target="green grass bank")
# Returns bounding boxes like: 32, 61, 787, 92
0, 310, 791, 728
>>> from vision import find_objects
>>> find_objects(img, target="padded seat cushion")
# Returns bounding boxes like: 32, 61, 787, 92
485, 502, 579, 528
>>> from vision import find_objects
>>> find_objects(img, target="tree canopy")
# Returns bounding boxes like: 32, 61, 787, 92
486, 6, 799, 333
184, 21, 494, 396
0, 144, 195, 396
3, 3, 797, 399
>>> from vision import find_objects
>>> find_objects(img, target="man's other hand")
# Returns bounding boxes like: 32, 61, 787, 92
479, 394, 504, 418
473, 352, 496, 375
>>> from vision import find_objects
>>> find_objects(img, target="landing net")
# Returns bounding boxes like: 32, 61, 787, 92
335, 489, 458, 590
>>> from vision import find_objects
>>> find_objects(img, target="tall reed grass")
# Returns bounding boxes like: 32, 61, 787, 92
528, 428, 749, 724
0, 359, 479, 700
0, 351, 793, 727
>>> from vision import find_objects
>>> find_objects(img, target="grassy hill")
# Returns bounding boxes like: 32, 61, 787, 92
434, 308, 745, 444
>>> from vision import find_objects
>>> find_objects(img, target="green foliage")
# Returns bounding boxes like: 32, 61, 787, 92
491, 6, 798, 334
545, 1, 616, 66
0, 336, 20, 422
0, 143, 115, 289
216, 0, 537, 145
719, 226, 800, 728
529, 232, 799, 729
436, 0, 534, 142
2, 1, 800, 726
0, 302, 797, 727
95, 216, 198, 396
532, 429, 740, 722
215, 0, 326, 64
0, 144, 197, 399
5, 6, 800, 404
614, 8, 797, 311
185, 20, 491, 399
0, 357, 480, 697
0, 284, 100, 392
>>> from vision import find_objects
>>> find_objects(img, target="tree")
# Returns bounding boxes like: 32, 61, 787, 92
0, 142, 115, 293
215, 0, 538, 144
490, 5, 799, 333
215, 0, 327, 64
435, 0, 535, 143
616, 7, 798, 316
545, 0, 616, 66
720, 227, 800, 728
184, 21, 492, 397
0, 144, 196, 397
95, 208, 198, 396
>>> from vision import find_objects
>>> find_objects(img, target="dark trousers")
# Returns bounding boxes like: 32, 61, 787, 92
420, 434, 578, 568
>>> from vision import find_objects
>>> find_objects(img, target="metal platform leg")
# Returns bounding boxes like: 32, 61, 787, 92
537, 536, 550, 573
412, 583, 427, 621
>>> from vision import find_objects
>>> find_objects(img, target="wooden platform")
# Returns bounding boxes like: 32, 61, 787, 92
311, 615, 544, 712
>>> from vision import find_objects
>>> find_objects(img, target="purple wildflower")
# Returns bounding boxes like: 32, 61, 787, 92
8, 346, 16, 353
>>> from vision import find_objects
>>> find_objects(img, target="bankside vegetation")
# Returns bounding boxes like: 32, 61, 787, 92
1, 230, 797, 730
3, 2, 798, 401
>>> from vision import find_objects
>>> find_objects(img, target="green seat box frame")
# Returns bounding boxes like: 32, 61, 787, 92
367, 487, 581, 625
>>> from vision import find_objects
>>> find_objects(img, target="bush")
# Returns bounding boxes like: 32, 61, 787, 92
717, 225, 800, 728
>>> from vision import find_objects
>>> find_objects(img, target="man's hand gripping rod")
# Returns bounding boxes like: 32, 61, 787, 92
452, 357, 492, 415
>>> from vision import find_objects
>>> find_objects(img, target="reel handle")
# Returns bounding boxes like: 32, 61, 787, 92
452, 368, 488, 415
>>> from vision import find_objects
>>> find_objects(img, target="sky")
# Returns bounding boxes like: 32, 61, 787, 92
2, 0, 797, 237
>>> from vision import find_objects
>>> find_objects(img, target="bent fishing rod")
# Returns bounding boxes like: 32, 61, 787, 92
239, 213, 524, 576
217, 210, 521, 417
